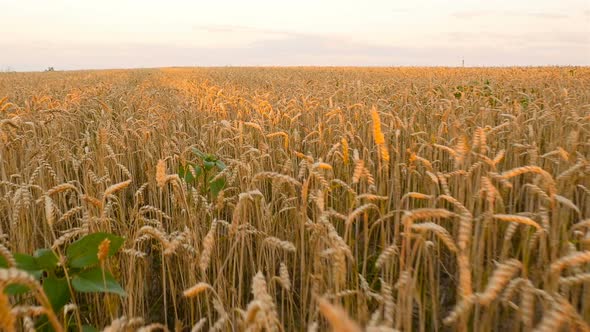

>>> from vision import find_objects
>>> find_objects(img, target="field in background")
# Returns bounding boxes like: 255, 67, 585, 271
0, 67, 589, 331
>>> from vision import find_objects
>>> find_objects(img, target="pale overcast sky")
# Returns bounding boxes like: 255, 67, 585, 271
1, 0, 589, 71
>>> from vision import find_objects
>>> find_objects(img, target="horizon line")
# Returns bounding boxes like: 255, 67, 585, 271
3, 64, 589, 73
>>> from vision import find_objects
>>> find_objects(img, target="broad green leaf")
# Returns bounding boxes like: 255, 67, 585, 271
2, 254, 43, 295
4, 284, 32, 295
14, 253, 40, 271
203, 160, 216, 171
34, 249, 59, 271
179, 162, 199, 184
209, 178, 226, 198
178, 163, 186, 179
204, 154, 217, 162
66, 233, 124, 269
192, 165, 203, 178
191, 148, 205, 159
215, 160, 226, 170
43, 276, 70, 311
72, 267, 126, 296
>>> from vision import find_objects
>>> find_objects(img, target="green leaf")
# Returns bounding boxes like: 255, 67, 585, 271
0, 256, 8, 268
191, 148, 205, 159
180, 162, 200, 184
43, 276, 70, 312
178, 163, 186, 179
66, 233, 124, 269
2, 254, 43, 295
209, 178, 226, 198
203, 160, 216, 171
34, 249, 59, 271
215, 160, 226, 170
82, 325, 99, 332
192, 164, 203, 178
15, 253, 40, 271
4, 284, 31, 295
72, 267, 126, 296
34, 316, 52, 332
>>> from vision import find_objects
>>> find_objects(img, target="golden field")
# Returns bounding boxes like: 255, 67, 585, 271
0, 67, 589, 331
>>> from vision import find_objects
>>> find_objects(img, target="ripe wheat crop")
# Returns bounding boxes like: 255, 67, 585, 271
0, 66, 589, 331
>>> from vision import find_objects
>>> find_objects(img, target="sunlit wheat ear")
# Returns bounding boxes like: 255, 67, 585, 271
478, 259, 522, 305
453, 136, 468, 164
550, 250, 590, 276
137, 226, 176, 255
409, 152, 433, 171
500, 166, 556, 194
520, 280, 535, 329
183, 282, 211, 298
456, 253, 473, 298
480, 176, 500, 208
190, 318, 207, 332
199, 220, 217, 273
443, 294, 477, 325
492, 214, 542, 230
278, 263, 291, 291
0, 289, 15, 332
253, 171, 302, 187
346, 203, 379, 226
0, 245, 15, 268
402, 208, 455, 226
251, 271, 279, 331
97, 238, 110, 263
82, 194, 102, 208
243, 300, 263, 325
266, 131, 289, 149
376, 244, 398, 269
352, 159, 365, 184
492, 149, 505, 166
501, 277, 525, 304
44, 195, 55, 226
559, 272, 590, 286
317, 297, 362, 332
356, 194, 389, 202
23, 316, 35, 332
155, 159, 167, 188
0, 268, 62, 332
411, 223, 458, 252
103, 179, 132, 198
436, 172, 451, 195
46, 183, 78, 196
472, 127, 487, 154
371, 107, 390, 163
263, 236, 296, 253
341, 137, 350, 165
553, 194, 581, 215
556, 161, 586, 182
312, 162, 333, 171
534, 298, 569, 332
433, 143, 457, 157
401, 192, 432, 204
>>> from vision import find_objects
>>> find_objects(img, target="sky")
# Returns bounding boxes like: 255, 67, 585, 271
1, 0, 589, 71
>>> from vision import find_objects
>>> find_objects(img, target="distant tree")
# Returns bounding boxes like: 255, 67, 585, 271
45, 66, 55, 72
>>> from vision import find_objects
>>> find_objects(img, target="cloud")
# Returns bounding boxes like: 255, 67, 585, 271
447, 30, 589, 46
452, 10, 569, 20
2, 31, 589, 71
191, 24, 300, 38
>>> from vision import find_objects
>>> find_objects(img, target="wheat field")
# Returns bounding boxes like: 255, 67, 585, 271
0, 67, 589, 331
